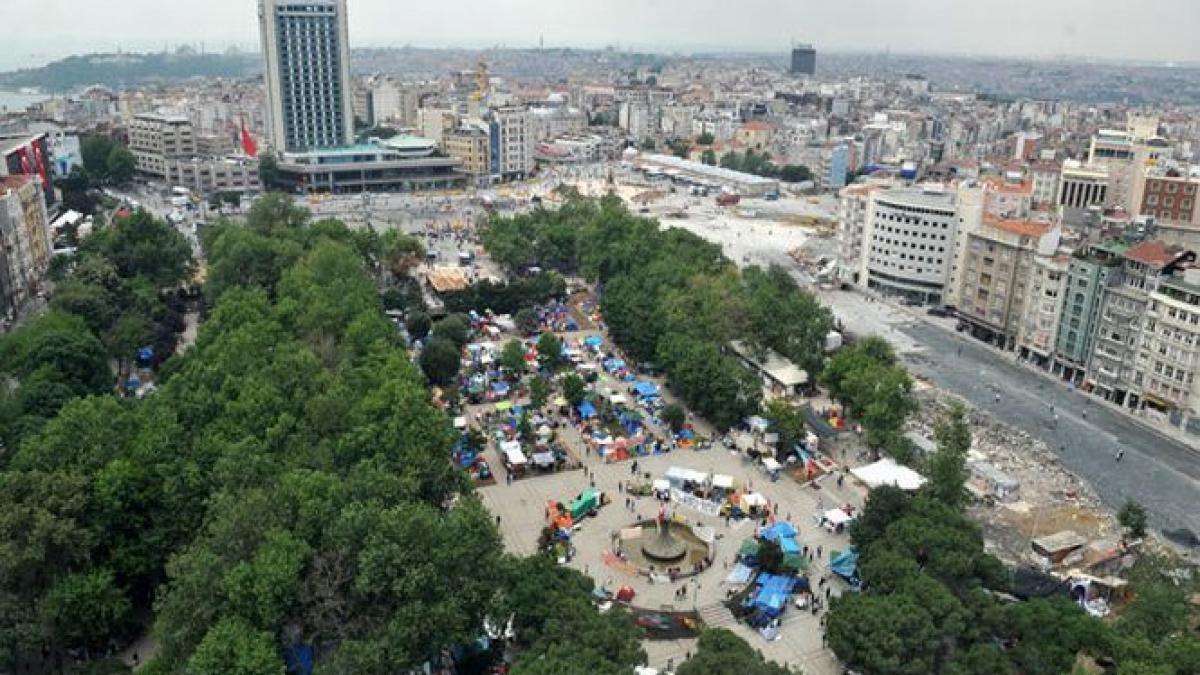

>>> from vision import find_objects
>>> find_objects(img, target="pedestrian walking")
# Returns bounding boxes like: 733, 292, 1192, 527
825, 586, 831, 600
817, 545, 823, 558
1115, 448, 1125, 462
495, 515, 501, 526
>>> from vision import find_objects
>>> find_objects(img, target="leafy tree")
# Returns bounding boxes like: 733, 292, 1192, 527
500, 339, 528, 377
186, 617, 285, 675
56, 166, 98, 214
926, 403, 971, 509
104, 209, 193, 286
203, 223, 303, 300
41, 569, 132, 653
405, 310, 432, 341
677, 628, 792, 675
419, 337, 461, 385
379, 230, 425, 280
245, 192, 309, 235
431, 314, 471, 349
779, 165, 813, 183
700, 149, 717, 166
562, 373, 587, 407
536, 332, 564, 372
1118, 500, 1148, 540
106, 145, 136, 185
515, 307, 540, 335
764, 399, 806, 457
257, 154, 278, 189
849, 485, 912, 553
696, 132, 715, 146
827, 593, 941, 675
81, 135, 115, 180
529, 376, 550, 410
0, 310, 111, 397
660, 402, 687, 433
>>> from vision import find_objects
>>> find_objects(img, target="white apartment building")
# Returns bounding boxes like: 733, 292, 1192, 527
859, 186, 960, 305
129, 113, 196, 176
1138, 267, 1200, 434
1017, 252, 1071, 367
490, 107, 533, 180
618, 102, 657, 141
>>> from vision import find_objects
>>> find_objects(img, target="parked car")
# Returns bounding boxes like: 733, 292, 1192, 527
927, 306, 954, 318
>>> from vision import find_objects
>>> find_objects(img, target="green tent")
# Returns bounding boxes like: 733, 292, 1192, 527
568, 488, 600, 520
737, 538, 761, 557
780, 553, 809, 572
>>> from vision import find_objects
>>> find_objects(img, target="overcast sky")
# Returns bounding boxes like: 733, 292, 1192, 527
3, 0, 1199, 70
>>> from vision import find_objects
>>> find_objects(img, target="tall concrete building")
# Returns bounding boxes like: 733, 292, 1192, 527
790, 45, 816, 75
129, 113, 196, 176
858, 186, 959, 305
258, 0, 354, 152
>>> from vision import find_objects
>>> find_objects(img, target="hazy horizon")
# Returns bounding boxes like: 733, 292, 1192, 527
2, 0, 1198, 73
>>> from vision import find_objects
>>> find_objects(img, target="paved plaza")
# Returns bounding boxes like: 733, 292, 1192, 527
478, 425, 865, 674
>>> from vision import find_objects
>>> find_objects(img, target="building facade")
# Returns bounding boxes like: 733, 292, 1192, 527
790, 46, 816, 75
860, 187, 959, 305
164, 156, 261, 194
1016, 253, 1070, 367
955, 218, 1056, 350
274, 136, 466, 194
1058, 161, 1109, 210
1052, 241, 1127, 383
443, 124, 491, 179
259, 0, 354, 152
1138, 269, 1200, 433
129, 113, 196, 176
0, 175, 52, 324
489, 107, 534, 180
1086, 241, 1194, 409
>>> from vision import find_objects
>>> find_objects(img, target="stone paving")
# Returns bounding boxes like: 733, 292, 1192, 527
479, 432, 866, 674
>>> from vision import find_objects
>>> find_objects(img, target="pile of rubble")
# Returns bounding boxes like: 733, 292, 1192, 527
910, 390, 1119, 565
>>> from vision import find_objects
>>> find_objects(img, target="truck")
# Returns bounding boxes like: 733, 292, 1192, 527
716, 192, 741, 206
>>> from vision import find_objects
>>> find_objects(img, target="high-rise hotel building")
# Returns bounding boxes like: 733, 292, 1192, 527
258, 0, 354, 152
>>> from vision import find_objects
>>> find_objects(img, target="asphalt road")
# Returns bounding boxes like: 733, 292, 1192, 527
900, 321, 1200, 537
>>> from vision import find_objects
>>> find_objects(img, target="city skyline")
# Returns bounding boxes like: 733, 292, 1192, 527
3, 0, 1200, 72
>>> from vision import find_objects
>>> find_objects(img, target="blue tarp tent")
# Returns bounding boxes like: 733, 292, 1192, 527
634, 381, 659, 398
761, 522, 798, 542
492, 382, 510, 396
284, 645, 315, 675
779, 537, 801, 555
752, 574, 796, 617
584, 335, 603, 348
725, 562, 754, 585
579, 401, 597, 419
830, 548, 860, 587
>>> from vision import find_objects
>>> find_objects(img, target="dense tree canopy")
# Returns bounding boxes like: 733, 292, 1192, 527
482, 195, 836, 430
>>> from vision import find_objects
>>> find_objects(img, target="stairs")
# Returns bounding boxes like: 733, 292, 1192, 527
697, 602, 737, 629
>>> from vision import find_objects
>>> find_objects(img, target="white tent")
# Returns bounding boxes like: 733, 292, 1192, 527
452, 416, 467, 429
665, 466, 708, 486
500, 440, 527, 465
761, 457, 782, 472
712, 474, 734, 489
742, 492, 768, 508
850, 458, 926, 491
823, 508, 855, 526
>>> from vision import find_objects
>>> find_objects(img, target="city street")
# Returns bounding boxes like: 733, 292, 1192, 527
899, 321, 1200, 537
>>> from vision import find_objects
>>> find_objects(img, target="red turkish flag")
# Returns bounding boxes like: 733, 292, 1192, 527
240, 117, 258, 157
